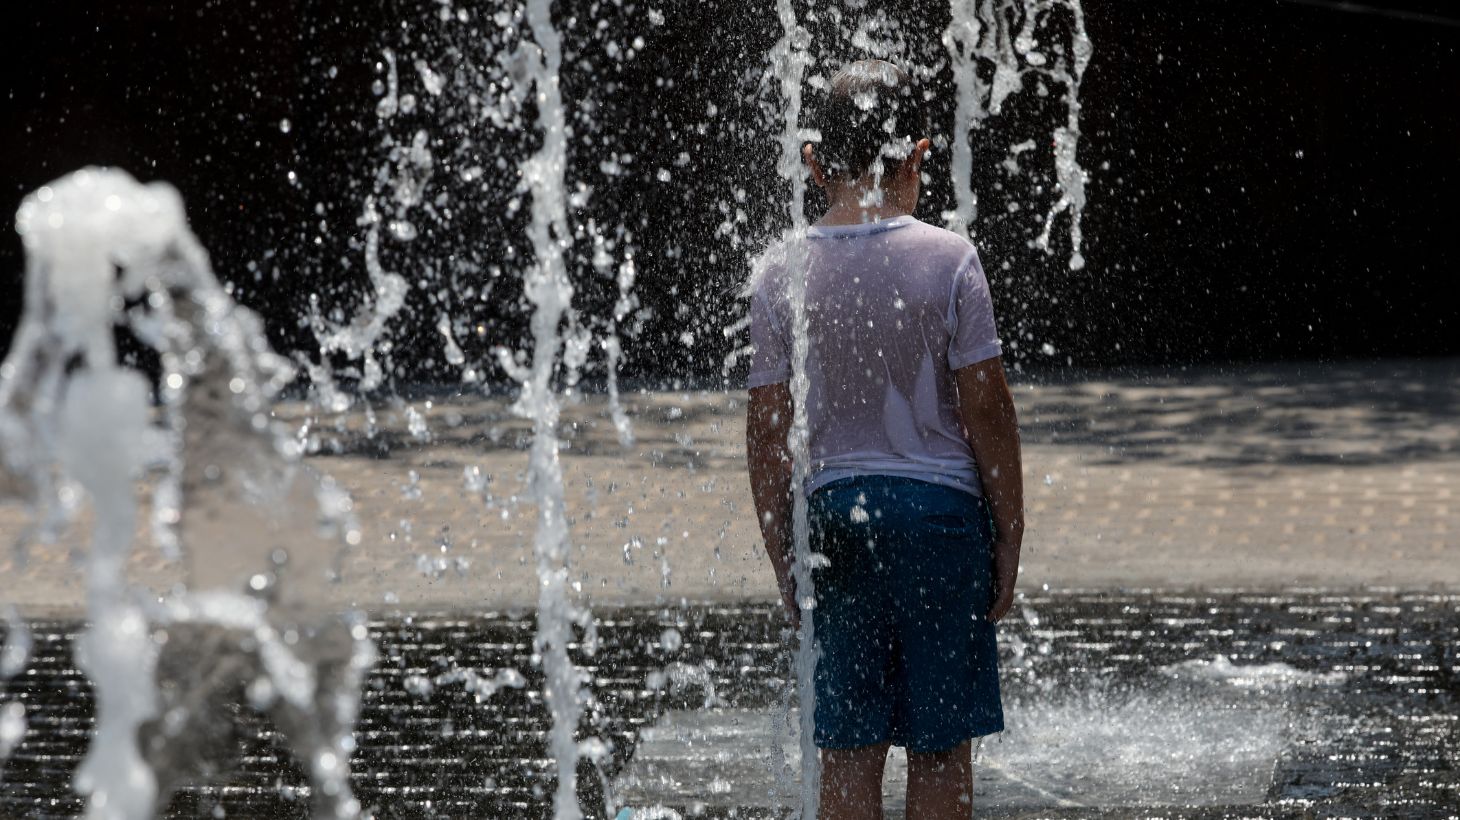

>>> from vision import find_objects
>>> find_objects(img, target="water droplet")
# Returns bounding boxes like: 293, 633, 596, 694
388, 219, 418, 242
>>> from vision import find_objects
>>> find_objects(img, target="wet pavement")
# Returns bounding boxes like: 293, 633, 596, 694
1, 590, 1457, 819
5, 359, 1458, 618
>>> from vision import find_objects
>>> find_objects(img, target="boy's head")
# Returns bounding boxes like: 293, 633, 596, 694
806, 59, 930, 186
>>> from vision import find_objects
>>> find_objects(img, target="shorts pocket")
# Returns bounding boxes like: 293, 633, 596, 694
920, 512, 973, 540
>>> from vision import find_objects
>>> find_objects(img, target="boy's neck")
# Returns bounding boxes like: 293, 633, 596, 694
817, 180, 915, 227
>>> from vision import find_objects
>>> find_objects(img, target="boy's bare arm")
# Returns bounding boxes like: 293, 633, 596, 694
954, 358, 1024, 622
746, 382, 798, 622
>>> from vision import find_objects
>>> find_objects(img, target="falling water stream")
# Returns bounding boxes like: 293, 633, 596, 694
766, 1, 820, 816
944, 0, 1090, 267
510, 1, 597, 817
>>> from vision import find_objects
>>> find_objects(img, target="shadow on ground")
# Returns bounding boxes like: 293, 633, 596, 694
1015, 358, 1460, 468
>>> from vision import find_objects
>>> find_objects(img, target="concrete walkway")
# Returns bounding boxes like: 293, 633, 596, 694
2, 358, 1456, 616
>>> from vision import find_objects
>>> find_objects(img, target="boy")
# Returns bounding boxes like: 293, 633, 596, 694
745, 60, 1024, 819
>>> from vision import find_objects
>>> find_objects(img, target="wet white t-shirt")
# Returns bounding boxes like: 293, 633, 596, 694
747, 215, 1002, 497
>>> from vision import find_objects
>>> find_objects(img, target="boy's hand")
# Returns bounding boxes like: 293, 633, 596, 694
780, 578, 801, 630
986, 539, 1020, 622
953, 361, 1024, 624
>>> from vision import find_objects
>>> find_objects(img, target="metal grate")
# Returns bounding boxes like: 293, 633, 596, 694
1, 593, 1456, 818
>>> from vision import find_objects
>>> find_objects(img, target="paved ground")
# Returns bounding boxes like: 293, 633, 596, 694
5, 592, 1459, 818
1, 358, 1456, 616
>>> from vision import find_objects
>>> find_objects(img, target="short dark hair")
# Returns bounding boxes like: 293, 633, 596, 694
807, 60, 928, 182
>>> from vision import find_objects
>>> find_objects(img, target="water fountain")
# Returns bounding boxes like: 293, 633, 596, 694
0, 169, 374, 819
0, 2, 1102, 817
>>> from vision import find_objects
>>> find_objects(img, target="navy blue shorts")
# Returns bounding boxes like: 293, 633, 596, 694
808, 475, 1004, 753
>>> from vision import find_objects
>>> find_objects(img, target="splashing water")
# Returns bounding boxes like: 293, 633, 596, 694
295, 32, 639, 815
0, 605, 28, 775
604, 247, 638, 448
0, 170, 185, 819
303, 46, 425, 412
0, 606, 29, 681
497, 2, 602, 816
307, 191, 411, 409
1031, 2, 1092, 270
944, 0, 1091, 269
1163, 654, 1350, 689
767, 2, 821, 815
0, 168, 374, 819
0, 699, 22, 772
985, 685, 1290, 807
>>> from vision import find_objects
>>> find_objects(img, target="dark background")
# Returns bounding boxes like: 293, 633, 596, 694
2, 0, 1457, 387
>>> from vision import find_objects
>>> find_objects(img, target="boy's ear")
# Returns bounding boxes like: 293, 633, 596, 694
802, 142, 828, 189
901, 137, 932, 179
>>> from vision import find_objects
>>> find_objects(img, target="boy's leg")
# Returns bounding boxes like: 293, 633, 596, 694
809, 480, 896, 755
820, 742, 891, 820
906, 741, 973, 819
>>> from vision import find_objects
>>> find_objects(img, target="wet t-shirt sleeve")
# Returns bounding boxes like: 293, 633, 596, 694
947, 248, 1003, 370
747, 288, 792, 388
